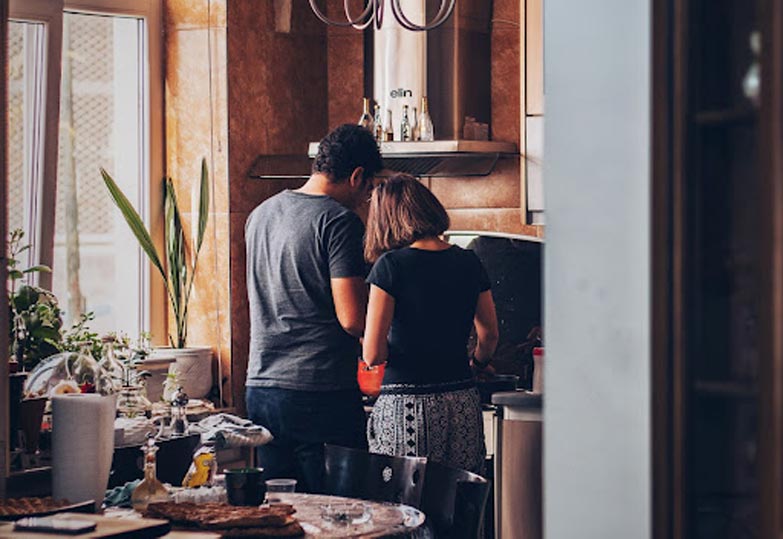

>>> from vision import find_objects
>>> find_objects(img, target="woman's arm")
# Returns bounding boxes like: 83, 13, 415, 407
362, 285, 395, 366
473, 290, 499, 366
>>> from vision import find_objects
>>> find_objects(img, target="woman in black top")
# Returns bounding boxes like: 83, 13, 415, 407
362, 174, 499, 474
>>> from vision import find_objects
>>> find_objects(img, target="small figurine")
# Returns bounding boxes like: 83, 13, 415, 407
170, 386, 189, 436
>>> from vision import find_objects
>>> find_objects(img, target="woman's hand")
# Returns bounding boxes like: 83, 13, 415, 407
471, 360, 496, 379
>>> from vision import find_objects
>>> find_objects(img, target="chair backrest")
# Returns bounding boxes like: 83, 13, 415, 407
421, 460, 491, 539
323, 445, 427, 507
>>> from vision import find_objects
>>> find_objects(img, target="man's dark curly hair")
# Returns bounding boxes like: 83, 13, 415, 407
312, 124, 383, 183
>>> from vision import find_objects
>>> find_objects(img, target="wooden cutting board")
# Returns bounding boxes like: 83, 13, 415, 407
0, 514, 170, 538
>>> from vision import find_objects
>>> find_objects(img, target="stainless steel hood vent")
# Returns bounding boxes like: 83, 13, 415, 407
249, 140, 517, 180
307, 140, 517, 178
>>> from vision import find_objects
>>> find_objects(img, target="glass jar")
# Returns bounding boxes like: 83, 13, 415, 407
100, 336, 125, 392
66, 342, 104, 394
116, 385, 151, 418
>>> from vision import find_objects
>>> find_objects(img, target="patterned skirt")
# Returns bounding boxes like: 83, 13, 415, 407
367, 380, 486, 474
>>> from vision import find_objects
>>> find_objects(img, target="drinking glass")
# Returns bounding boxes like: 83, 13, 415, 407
264, 478, 297, 504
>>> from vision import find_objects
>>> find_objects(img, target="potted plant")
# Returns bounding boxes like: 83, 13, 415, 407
6, 229, 63, 457
7, 229, 63, 372
100, 159, 213, 398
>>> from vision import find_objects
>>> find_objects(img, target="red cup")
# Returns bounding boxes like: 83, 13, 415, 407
357, 360, 385, 397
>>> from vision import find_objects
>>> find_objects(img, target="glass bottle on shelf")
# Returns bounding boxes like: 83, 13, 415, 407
419, 96, 434, 141
411, 106, 419, 141
373, 104, 384, 143
742, 30, 761, 107
384, 110, 394, 141
131, 434, 171, 511
358, 97, 373, 131
400, 105, 412, 142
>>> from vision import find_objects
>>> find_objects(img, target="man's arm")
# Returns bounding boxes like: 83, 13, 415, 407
331, 276, 368, 338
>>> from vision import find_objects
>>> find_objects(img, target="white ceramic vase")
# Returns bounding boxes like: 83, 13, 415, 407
150, 346, 213, 399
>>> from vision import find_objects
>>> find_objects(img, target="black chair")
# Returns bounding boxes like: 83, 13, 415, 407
421, 460, 491, 539
323, 444, 427, 507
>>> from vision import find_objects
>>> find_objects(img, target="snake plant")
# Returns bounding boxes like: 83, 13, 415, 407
101, 159, 209, 348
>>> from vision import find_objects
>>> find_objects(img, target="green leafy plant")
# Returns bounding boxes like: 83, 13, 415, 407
100, 159, 209, 348
7, 229, 63, 370
58, 311, 101, 358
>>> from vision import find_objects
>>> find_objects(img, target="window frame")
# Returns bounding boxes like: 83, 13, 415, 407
8, 0, 165, 341
9, 0, 64, 290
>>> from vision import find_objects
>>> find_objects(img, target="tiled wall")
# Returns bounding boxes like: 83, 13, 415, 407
164, 0, 232, 404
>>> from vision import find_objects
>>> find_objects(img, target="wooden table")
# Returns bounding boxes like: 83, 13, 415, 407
96, 493, 427, 538
154, 493, 428, 538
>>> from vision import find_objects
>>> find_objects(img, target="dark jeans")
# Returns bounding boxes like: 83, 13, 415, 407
246, 386, 367, 493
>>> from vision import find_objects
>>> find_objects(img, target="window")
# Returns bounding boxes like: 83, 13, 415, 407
8, 21, 45, 262
52, 12, 148, 335
7, 0, 163, 338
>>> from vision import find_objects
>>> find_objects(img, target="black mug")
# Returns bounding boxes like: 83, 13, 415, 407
224, 467, 265, 506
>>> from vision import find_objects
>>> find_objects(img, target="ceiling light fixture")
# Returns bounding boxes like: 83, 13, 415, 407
307, 0, 455, 31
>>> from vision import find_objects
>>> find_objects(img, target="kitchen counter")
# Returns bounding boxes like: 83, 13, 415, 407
491, 390, 542, 409
492, 390, 542, 538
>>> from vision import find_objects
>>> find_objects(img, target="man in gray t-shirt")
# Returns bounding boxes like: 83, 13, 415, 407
245, 124, 382, 492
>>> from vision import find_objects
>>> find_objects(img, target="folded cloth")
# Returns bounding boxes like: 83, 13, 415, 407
104, 479, 141, 508
188, 413, 273, 448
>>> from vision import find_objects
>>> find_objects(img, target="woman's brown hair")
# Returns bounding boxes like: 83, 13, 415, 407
364, 174, 450, 263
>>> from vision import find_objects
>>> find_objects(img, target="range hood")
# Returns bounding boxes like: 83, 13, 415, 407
250, 0, 517, 181
313, 0, 515, 179
248, 139, 517, 180
308, 140, 517, 177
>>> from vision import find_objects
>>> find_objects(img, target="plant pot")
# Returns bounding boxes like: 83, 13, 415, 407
151, 346, 213, 399
9, 372, 27, 451
19, 396, 47, 454
141, 355, 176, 403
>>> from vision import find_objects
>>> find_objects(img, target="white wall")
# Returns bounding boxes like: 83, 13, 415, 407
543, 0, 651, 537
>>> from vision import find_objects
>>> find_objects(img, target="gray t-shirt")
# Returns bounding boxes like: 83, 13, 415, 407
245, 190, 367, 391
